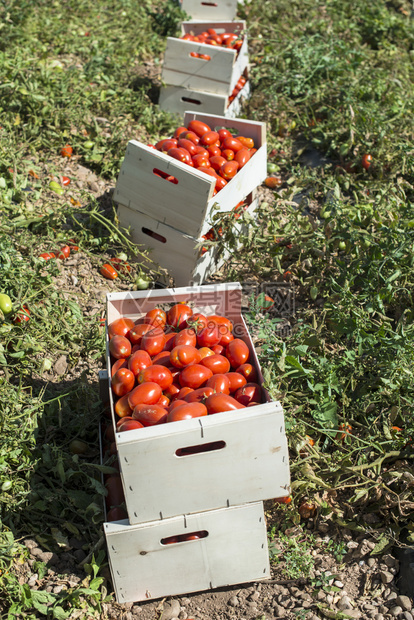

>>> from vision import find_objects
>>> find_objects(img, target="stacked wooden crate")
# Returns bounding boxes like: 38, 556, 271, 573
113, 111, 267, 286
159, 20, 250, 118
101, 282, 291, 604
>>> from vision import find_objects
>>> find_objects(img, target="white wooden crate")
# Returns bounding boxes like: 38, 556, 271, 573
159, 75, 250, 118
113, 110, 265, 240
105, 283, 290, 525
105, 501, 270, 603
162, 21, 248, 96
179, 0, 240, 21
117, 191, 257, 286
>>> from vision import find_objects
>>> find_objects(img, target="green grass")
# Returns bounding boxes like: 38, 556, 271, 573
1, 0, 414, 615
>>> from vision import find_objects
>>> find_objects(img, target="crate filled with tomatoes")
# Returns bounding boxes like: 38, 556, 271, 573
103, 282, 290, 527
161, 21, 248, 98
178, 0, 240, 21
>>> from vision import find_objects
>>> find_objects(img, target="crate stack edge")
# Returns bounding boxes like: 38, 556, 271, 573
102, 283, 291, 603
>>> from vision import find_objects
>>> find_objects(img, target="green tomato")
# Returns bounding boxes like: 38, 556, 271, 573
117, 252, 128, 262
310, 286, 318, 300
49, 181, 64, 195
267, 163, 279, 174
1, 480, 12, 492
338, 241, 347, 251
84, 141, 94, 149
136, 277, 150, 290
0, 293, 12, 315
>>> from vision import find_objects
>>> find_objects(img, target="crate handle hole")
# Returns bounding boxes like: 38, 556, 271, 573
181, 97, 202, 105
142, 227, 167, 244
161, 530, 209, 545
175, 440, 226, 457
201, 1, 218, 5
153, 168, 178, 184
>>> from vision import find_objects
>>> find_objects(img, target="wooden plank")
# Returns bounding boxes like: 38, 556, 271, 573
105, 502, 270, 603
159, 84, 228, 116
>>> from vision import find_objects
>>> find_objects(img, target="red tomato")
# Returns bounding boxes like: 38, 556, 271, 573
111, 358, 127, 377
107, 507, 128, 521
151, 350, 172, 366
197, 323, 221, 347
111, 368, 135, 397
174, 126, 188, 139
184, 387, 214, 403
201, 354, 230, 374
187, 120, 212, 137
155, 138, 178, 151
158, 394, 170, 408
193, 145, 209, 157
177, 138, 198, 156
58, 245, 71, 259
236, 363, 258, 383
222, 149, 235, 161
174, 328, 197, 347
132, 404, 168, 426
60, 144, 73, 157
108, 317, 135, 339
179, 130, 200, 145
176, 387, 194, 401
237, 136, 255, 149
117, 418, 144, 433
200, 131, 219, 145
114, 394, 133, 418
39, 252, 56, 261
138, 365, 173, 391
234, 382, 262, 406
234, 148, 251, 168
167, 147, 192, 165
209, 155, 227, 172
226, 372, 247, 393
166, 402, 208, 422
205, 393, 245, 414
128, 382, 162, 408
128, 350, 152, 376
100, 263, 118, 280
209, 315, 233, 334
211, 344, 224, 355
219, 331, 234, 346
170, 345, 201, 369
220, 160, 239, 179
185, 312, 207, 331
141, 327, 166, 356
198, 347, 214, 360
105, 475, 124, 508
179, 364, 213, 389
167, 303, 193, 329
164, 382, 181, 400
206, 144, 221, 158
218, 128, 232, 142
164, 331, 178, 351
226, 339, 250, 367
221, 136, 243, 152
206, 373, 230, 395
109, 335, 132, 360
145, 308, 167, 329
13, 306, 30, 324
193, 153, 211, 168
362, 153, 373, 170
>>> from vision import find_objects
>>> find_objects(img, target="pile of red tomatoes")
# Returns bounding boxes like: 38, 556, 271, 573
181, 28, 244, 53
149, 119, 257, 194
107, 303, 265, 433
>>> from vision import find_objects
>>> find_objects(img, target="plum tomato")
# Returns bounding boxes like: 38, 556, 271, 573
185, 312, 207, 331
111, 368, 135, 397
200, 131, 219, 146
176, 387, 194, 401
164, 331, 178, 351
192, 153, 211, 168
164, 383, 181, 400
218, 128, 232, 142
151, 350, 172, 366
177, 138, 198, 156
209, 155, 227, 172
179, 364, 213, 389
158, 394, 170, 408
108, 317, 135, 339
220, 160, 239, 180
145, 308, 167, 329
226, 338, 250, 368
200, 354, 230, 374
236, 363, 258, 383
222, 149, 235, 161
187, 120, 212, 137
226, 371, 247, 393
109, 335, 132, 360
60, 144, 73, 158
57, 245, 71, 259
205, 393, 245, 414
155, 138, 178, 152
111, 358, 128, 377
132, 404, 168, 426
128, 382, 162, 408
127, 323, 153, 346
209, 315, 233, 334
117, 418, 144, 433
128, 350, 152, 376
174, 126, 188, 139
179, 130, 200, 145
221, 136, 244, 152
206, 144, 221, 157
234, 382, 263, 406
167, 147, 193, 165
196, 323, 221, 348
219, 331, 234, 346
362, 153, 373, 170
234, 148, 251, 168
170, 345, 201, 369
198, 347, 214, 360
100, 263, 118, 280
237, 136, 255, 149
114, 394, 133, 418
184, 387, 214, 403
138, 365, 173, 391
206, 373, 231, 395
166, 401, 208, 422
167, 303, 193, 329
174, 328, 197, 347
140, 327, 166, 356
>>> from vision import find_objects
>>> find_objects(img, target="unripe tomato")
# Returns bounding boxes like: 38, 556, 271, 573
141, 327, 166, 356
112, 368, 135, 397
206, 373, 231, 395
128, 382, 162, 408
188, 120, 212, 137
0, 293, 12, 315
138, 365, 173, 391
132, 404, 168, 426
179, 364, 213, 389
170, 345, 201, 369
108, 317, 135, 339
166, 401, 208, 422
167, 303, 193, 329
226, 339, 250, 367
205, 393, 245, 414
109, 335, 132, 359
